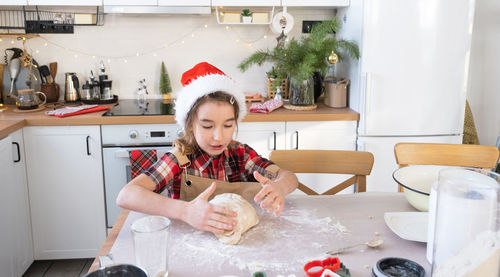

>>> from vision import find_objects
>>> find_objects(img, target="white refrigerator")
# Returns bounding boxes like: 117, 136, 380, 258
338, 0, 475, 191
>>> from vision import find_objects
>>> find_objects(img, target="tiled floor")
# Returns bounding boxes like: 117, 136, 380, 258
23, 259, 93, 277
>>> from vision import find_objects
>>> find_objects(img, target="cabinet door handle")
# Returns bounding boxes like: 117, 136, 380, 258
273, 132, 277, 150
12, 142, 21, 163
86, 136, 91, 156
294, 131, 299, 149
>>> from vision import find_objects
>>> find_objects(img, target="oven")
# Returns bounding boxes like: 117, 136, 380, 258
101, 124, 180, 232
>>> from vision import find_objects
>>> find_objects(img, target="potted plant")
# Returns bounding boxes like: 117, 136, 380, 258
241, 9, 252, 23
238, 18, 359, 106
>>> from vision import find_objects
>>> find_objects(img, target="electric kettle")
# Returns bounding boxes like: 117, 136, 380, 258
65, 72, 80, 102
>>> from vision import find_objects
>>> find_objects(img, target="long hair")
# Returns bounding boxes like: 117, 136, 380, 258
174, 91, 240, 155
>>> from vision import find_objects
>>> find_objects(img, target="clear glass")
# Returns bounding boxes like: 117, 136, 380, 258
289, 77, 314, 106
131, 216, 170, 277
431, 168, 499, 276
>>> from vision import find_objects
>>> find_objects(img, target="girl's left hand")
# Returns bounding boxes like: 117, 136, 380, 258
253, 171, 285, 216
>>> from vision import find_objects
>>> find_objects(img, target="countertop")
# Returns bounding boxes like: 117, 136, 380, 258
89, 192, 430, 276
0, 100, 358, 138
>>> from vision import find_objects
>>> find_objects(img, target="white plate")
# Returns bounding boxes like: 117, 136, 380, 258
384, 212, 428, 242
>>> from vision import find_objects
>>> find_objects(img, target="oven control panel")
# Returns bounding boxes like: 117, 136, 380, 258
102, 124, 181, 146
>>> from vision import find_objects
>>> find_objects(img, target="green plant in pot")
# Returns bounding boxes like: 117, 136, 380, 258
241, 9, 252, 23
238, 18, 359, 106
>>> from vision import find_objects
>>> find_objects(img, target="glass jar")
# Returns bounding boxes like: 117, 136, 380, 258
289, 76, 314, 106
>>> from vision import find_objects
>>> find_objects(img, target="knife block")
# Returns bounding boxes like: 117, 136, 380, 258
41, 83, 60, 103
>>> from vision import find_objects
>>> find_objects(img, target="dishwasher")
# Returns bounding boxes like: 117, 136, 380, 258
101, 124, 180, 233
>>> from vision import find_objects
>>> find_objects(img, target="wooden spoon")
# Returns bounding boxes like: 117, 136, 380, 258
49, 62, 57, 83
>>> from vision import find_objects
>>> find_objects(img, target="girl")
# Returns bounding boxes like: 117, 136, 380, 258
117, 62, 298, 235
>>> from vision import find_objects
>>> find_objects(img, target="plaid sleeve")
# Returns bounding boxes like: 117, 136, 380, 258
144, 152, 181, 196
241, 143, 278, 181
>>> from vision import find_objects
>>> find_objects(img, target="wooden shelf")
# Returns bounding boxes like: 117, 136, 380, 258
0, 34, 39, 39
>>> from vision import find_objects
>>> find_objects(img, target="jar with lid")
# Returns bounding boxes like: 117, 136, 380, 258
101, 80, 113, 100
81, 82, 92, 100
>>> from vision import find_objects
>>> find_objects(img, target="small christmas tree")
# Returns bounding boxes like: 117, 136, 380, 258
159, 61, 172, 98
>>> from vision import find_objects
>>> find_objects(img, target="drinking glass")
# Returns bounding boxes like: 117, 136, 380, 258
131, 216, 170, 277
431, 168, 499, 276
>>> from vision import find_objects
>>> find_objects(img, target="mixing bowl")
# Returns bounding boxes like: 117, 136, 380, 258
392, 165, 452, 211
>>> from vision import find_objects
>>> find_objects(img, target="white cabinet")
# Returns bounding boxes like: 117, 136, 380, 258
237, 121, 357, 156
0, 135, 16, 277
237, 121, 357, 195
159, 0, 210, 6
235, 122, 286, 159
286, 121, 357, 150
281, 0, 349, 6
0, 130, 33, 277
24, 126, 106, 259
103, 0, 209, 5
1, 0, 28, 5
212, 0, 280, 6
10, 130, 34, 276
27, 0, 102, 5
103, 0, 156, 5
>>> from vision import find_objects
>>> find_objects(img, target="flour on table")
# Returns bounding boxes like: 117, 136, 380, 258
169, 201, 350, 274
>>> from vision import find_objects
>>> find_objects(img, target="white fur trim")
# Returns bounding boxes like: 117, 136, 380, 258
174, 74, 247, 129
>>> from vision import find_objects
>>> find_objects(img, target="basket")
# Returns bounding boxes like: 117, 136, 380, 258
267, 78, 288, 99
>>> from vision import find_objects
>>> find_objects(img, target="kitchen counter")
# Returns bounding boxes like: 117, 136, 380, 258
0, 119, 26, 139
0, 101, 359, 137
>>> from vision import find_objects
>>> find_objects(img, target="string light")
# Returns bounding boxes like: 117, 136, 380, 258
27, 17, 275, 62
11, 40, 15, 44
0, 38, 3, 42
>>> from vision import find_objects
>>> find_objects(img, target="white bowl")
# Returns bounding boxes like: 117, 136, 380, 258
392, 165, 452, 212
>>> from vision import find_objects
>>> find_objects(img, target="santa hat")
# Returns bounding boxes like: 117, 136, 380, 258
174, 62, 247, 129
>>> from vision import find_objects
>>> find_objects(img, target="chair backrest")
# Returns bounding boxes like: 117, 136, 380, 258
269, 150, 374, 195
394, 143, 499, 169
394, 143, 500, 191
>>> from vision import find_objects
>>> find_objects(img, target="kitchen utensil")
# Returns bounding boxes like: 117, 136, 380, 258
49, 62, 57, 82
392, 165, 452, 212
41, 83, 60, 103
326, 238, 383, 255
39, 65, 52, 84
83, 264, 147, 277
64, 72, 80, 102
16, 89, 46, 110
7, 57, 21, 96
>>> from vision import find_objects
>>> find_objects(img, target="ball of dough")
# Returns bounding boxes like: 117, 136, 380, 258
209, 193, 259, 244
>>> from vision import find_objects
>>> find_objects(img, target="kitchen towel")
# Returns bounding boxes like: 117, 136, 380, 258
129, 150, 158, 179
249, 99, 283, 114
46, 104, 110, 118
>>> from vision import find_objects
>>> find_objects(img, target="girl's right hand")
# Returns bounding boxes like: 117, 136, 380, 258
182, 182, 237, 234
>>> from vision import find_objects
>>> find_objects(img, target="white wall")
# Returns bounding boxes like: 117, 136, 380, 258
468, 0, 500, 146
0, 8, 335, 99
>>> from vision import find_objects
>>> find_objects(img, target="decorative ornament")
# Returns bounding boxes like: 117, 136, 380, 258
328, 50, 338, 64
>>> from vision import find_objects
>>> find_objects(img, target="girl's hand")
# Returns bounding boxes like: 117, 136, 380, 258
183, 182, 237, 234
253, 171, 286, 216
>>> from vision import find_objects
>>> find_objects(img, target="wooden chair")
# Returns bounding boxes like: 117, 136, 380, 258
394, 143, 500, 191
269, 150, 374, 195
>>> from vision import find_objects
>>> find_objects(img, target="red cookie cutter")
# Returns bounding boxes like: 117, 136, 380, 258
304, 257, 341, 277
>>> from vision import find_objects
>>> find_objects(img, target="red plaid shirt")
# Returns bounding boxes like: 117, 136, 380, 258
145, 140, 276, 199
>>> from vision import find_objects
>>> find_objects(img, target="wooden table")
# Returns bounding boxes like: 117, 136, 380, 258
90, 192, 431, 276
